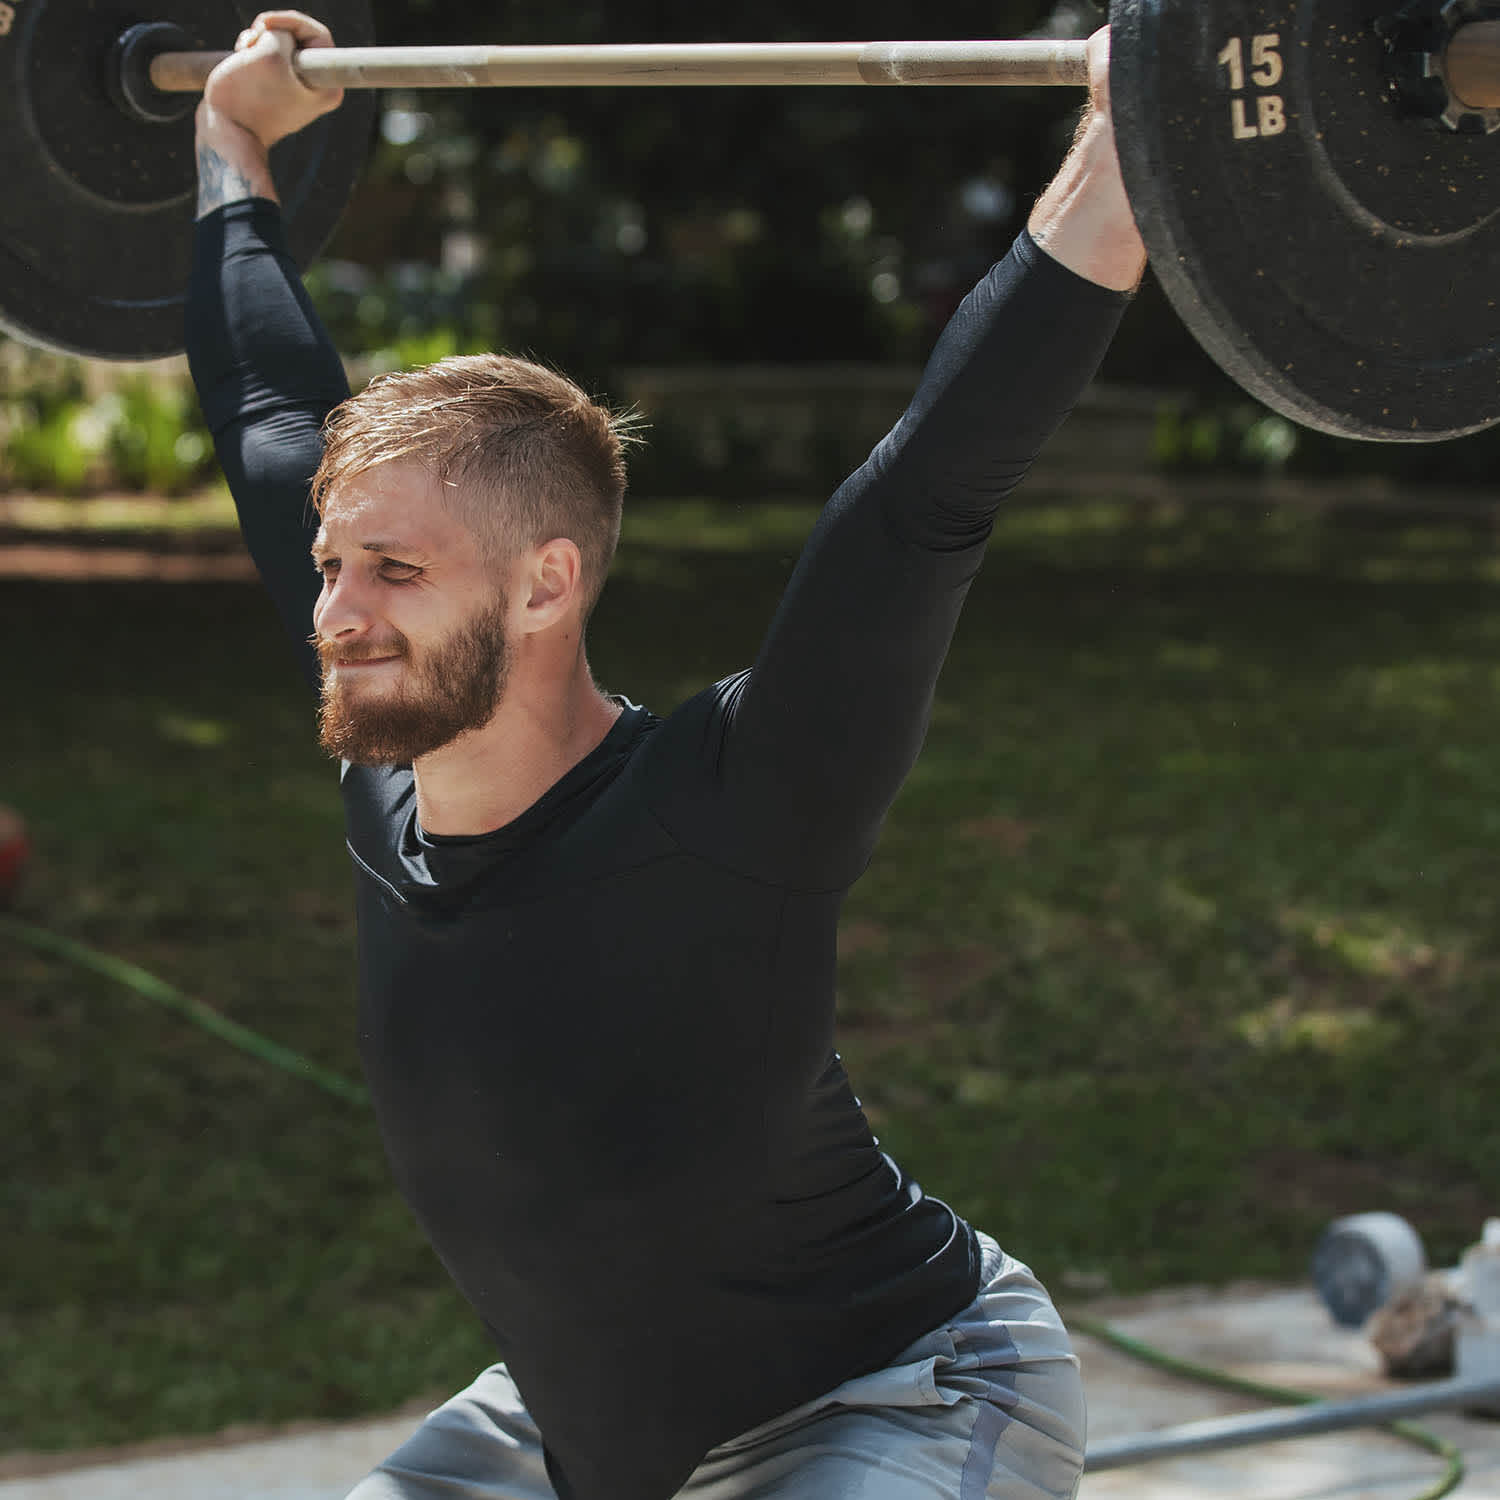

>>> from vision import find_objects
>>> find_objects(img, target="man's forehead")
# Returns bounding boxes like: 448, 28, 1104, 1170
317, 464, 459, 550
324, 460, 438, 513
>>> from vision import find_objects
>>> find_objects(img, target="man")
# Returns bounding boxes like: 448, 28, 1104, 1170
187, 12, 1146, 1499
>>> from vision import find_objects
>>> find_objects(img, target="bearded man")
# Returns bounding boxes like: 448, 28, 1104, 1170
187, 11, 1147, 1500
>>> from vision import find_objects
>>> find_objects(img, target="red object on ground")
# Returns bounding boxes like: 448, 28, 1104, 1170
0, 804, 30, 908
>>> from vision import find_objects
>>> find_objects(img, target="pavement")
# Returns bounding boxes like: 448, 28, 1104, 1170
4, 1285, 1500, 1499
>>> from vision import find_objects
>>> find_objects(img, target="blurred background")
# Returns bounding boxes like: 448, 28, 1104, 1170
6, 0, 1500, 1468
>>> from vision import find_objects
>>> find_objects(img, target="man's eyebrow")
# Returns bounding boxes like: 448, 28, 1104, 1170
309, 538, 419, 560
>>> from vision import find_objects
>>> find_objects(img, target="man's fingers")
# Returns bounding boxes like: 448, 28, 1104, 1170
234, 25, 296, 65
1085, 26, 1112, 116
228, 13, 343, 105
255, 10, 336, 49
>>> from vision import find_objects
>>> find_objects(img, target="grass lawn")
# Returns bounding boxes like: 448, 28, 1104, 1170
7, 493, 1500, 1453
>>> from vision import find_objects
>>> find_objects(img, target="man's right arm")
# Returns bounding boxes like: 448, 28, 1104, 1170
186, 12, 347, 690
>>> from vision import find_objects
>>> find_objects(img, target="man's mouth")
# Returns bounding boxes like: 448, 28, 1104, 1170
332, 655, 401, 669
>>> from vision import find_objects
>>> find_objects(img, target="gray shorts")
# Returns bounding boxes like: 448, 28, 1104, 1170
347, 1232, 1085, 1500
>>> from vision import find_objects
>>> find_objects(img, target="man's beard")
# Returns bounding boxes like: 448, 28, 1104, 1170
316, 597, 511, 766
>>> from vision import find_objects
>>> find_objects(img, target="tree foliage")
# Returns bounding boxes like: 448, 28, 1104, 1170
323, 0, 1222, 387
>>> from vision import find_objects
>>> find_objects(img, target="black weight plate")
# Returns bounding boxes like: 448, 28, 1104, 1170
1111, 0, 1500, 441
0, 0, 376, 360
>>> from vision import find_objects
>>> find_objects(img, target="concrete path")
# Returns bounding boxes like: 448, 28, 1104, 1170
1080, 1286, 1500, 1498
5, 1286, 1500, 1499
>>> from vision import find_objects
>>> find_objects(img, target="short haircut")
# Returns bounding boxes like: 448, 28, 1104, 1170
311, 354, 633, 615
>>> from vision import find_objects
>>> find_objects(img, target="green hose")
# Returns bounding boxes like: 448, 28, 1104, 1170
0, 914, 1473, 1495
1, 914, 368, 1108
1070, 1313, 1466, 1498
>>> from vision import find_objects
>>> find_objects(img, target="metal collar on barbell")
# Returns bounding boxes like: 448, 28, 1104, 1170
1379, 0, 1500, 133
108, 22, 196, 126
1433, 0, 1500, 132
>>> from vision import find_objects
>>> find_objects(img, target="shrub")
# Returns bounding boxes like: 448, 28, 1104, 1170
0, 345, 217, 496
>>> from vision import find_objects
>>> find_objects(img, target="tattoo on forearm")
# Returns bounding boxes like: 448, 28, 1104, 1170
196, 142, 268, 217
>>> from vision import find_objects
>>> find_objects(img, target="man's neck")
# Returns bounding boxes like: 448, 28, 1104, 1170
411, 658, 623, 837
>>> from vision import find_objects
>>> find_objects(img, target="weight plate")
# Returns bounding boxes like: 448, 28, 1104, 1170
1111, 0, 1500, 441
0, 0, 376, 360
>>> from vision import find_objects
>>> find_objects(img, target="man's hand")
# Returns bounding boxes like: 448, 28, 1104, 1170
195, 10, 344, 218
1027, 28, 1148, 293
204, 10, 344, 148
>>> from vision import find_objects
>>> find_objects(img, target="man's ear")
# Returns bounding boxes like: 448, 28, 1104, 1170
516, 538, 584, 633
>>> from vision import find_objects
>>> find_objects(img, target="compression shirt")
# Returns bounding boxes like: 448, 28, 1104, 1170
187, 199, 1129, 1500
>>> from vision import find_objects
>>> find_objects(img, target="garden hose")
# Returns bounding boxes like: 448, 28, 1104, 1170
1, 914, 367, 1107
1070, 1313, 1465, 1498
0, 914, 1471, 1495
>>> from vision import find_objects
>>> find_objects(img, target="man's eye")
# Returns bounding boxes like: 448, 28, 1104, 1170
381, 561, 421, 580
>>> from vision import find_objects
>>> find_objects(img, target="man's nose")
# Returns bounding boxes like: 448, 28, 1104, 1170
313, 571, 374, 641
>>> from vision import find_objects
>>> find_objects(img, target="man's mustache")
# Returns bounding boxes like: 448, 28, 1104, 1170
309, 633, 412, 669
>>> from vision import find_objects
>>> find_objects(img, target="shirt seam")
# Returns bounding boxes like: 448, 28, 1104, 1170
636, 795, 848, 898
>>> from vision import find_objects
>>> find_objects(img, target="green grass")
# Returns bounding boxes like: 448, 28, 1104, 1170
7, 494, 1500, 1453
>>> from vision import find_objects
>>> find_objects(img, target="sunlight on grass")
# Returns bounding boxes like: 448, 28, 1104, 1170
1360, 553, 1500, 584
1155, 639, 1225, 673
1357, 660, 1500, 717
1158, 877, 1219, 928
155, 713, 232, 749
985, 498, 1500, 587
1278, 907, 1448, 979
619, 498, 817, 552
955, 1068, 1010, 1106
1234, 997, 1398, 1055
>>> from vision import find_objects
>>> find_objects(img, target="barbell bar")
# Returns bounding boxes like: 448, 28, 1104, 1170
143, 24, 1500, 107
1087, 1369, 1500, 1471
5, 0, 1500, 444
1442, 18, 1500, 106
147, 39, 1094, 93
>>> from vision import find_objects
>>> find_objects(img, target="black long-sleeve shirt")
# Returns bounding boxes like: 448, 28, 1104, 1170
187, 199, 1128, 1500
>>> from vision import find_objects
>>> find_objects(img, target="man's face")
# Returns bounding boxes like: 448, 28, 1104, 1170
311, 461, 511, 766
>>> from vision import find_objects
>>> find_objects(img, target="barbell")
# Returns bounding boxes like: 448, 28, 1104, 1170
141, 38, 1095, 92
2, 0, 1499, 442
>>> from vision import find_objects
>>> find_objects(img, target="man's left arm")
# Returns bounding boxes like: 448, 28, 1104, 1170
702, 31, 1144, 889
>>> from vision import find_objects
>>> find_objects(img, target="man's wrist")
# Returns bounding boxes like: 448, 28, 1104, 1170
194, 108, 278, 218
1028, 111, 1147, 294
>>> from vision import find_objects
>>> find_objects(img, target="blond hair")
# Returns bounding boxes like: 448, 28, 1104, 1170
312, 354, 633, 613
